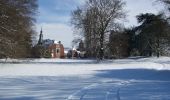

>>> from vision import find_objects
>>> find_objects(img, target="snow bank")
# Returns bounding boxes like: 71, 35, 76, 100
0, 58, 96, 63
0, 57, 169, 76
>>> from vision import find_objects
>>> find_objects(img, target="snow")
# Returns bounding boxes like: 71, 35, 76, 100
0, 57, 170, 99
0, 57, 170, 76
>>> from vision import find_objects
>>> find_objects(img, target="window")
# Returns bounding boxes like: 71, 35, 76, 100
56, 49, 60, 53
52, 49, 54, 53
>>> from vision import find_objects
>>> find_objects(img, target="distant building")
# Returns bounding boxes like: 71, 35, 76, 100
66, 42, 87, 59
77, 40, 86, 58
36, 28, 65, 58
77, 40, 85, 51
38, 28, 43, 45
49, 41, 65, 58
42, 39, 54, 48
64, 47, 71, 58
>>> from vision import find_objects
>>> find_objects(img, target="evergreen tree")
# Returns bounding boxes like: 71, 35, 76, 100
109, 30, 129, 58
136, 13, 169, 57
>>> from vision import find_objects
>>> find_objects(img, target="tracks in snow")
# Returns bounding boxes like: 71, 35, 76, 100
67, 80, 131, 100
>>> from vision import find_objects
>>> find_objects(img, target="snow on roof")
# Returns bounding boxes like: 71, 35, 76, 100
54, 41, 59, 44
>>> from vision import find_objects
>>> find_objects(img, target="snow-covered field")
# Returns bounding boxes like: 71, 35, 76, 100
0, 57, 170, 100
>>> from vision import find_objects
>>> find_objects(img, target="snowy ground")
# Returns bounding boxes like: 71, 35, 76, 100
0, 57, 170, 100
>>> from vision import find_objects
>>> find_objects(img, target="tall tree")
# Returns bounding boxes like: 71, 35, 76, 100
123, 27, 141, 56
0, 0, 38, 58
71, 0, 126, 59
136, 13, 169, 57
109, 30, 129, 58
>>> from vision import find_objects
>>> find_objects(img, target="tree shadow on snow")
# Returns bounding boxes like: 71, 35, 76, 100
95, 69, 170, 81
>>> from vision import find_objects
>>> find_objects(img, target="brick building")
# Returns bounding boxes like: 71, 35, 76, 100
49, 41, 65, 58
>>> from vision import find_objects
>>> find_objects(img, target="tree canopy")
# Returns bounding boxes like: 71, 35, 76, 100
71, 0, 126, 59
0, 0, 38, 58
131, 13, 170, 57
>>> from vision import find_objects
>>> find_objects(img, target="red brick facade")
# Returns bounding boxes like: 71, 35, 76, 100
49, 43, 64, 58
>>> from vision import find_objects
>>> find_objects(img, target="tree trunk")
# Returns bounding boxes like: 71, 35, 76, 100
99, 33, 104, 60
157, 38, 160, 58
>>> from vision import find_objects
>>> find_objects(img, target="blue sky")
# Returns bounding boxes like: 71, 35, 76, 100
36, 0, 163, 48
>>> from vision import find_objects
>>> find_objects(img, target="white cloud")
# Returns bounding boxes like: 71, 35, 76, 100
124, 0, 164, 27
36, 23, 73, 48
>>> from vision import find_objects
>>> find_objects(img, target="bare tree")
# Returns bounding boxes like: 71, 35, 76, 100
71, 0, 126, 59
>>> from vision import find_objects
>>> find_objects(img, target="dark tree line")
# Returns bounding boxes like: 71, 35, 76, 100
127, 0, 170, 57
108, 30, 129, 58
71, 0, 170, 59
128, 13, 170, 57
0, 0, 38, 58
109, 13, 170, 58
